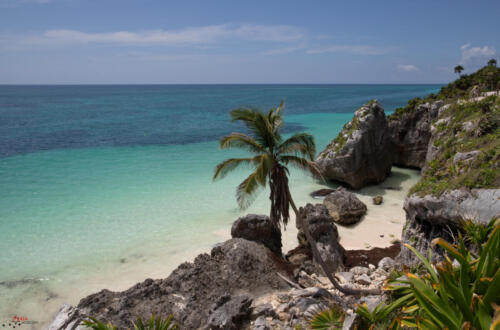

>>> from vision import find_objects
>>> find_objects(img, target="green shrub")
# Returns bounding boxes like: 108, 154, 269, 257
309, 306, 344, 330
379, 221, 500, 329
82, 314, 178, 330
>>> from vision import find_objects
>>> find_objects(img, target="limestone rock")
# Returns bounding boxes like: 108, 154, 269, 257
207, 295, 253, 330
315, 101, 393, 189
46, 304, 86, 330
400, 189, 500, 265
253, 316, 272, 330
323, 188, 367, 225
377, 257, 395, 271
231, 214, 282, 255
356, 274, 371, 285
389, 101, 444, 169
68, 239, 289, 329
298, 204, 346, 273
349, 266, 370, 276
336, 272, 354, 284
310, 188, 335, 198
453, 150, 480, 164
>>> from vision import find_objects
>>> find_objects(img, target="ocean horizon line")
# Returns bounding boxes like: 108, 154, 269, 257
0, 82, 445, 87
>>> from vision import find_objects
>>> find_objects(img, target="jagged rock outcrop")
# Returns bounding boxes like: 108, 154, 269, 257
315, 101, 393, 189
297, 204, 346, 272
322, 187, 367, 225
399, 189, 500, 265
388, 100, 443, 169
207, 295, 253, 330
231, 214, 282, 255
47, 239, 290, 329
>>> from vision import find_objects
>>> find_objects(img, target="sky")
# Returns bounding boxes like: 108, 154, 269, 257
0, 0, 499, 84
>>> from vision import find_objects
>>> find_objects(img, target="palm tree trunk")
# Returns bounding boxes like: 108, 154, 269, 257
287, 189, 381, 296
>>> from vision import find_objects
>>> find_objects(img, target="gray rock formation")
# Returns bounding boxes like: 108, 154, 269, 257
310, 188, 335, 198
207, 295, 253, 330
298, 204, 346, 272
315, 101, 393, 189
323, 188, 367, 225
46, 304, 86, 330
388, 101, 443, 169
231, 214, 282, 255
47, 239, 290, 329
399, 189, 500, 265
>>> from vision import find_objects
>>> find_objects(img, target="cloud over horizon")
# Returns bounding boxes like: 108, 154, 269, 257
460, 43, 496, 68
306, 45, 389, 55
397, 64, 419, 72
1, 24, 304, 49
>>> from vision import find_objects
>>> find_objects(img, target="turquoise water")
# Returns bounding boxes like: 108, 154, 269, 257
0, 85, 440, 325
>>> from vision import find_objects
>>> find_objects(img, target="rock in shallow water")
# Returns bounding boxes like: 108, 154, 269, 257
323, 188, 367, 225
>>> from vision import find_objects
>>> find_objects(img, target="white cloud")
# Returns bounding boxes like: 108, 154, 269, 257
0, 0, 50, 7
306, 45, 389, 55
397, 64, 419, 72
262, 44, 305, 56
1, 24, 303, 49
460, 43, 496, 66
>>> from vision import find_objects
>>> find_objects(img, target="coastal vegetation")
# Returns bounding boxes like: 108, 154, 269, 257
83, 314, 178, 330
371, 219, 500, 329
389, 63, 500, 121
409, 95, 500, 197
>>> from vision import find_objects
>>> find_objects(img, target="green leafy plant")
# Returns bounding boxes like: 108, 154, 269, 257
82, 315, 178, 330
133, 314, 178, 330
355, 294, 412, 329
309, 307, 344, 330
462, 217, 498, 253
82, 317, 117, 330
383, 221, 500, 329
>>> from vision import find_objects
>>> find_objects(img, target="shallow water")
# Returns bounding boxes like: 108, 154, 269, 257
0, 85, 437, 326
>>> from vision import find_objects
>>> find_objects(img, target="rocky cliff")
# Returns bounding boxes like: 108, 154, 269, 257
392, 65, 500, 264
315, 100, 393, 189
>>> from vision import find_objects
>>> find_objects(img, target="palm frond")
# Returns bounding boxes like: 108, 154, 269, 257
278, 132, 316, 159
267, 100, 285, 132
235, 153, 272, 209
219, 133, 266, 154
280, 155, 323, 179
213, 156, 260, 180
236, 170, 262, 209
229, 107, 281, 149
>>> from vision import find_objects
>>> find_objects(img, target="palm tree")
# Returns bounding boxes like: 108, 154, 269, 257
454, 65, 464, 76
488, 58, 497, 67
214, 101, 380, 296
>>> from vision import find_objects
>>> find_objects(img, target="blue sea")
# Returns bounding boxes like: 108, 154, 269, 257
0, 84, 440, 326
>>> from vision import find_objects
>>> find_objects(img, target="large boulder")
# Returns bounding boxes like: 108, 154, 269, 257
231, 214, 282, 255
388, 100, 443, 169
399, 189, 500, 265
315, 101, 393, 189
47, 239, 290, 329
322, 187, 367, 225
298, 204, 346, 272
